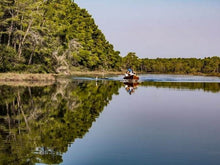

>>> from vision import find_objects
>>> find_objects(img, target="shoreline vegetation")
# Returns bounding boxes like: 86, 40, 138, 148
0, 80, 55, 87
0, 73, 56, 82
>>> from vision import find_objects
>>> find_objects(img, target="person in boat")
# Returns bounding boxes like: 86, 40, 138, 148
126, 68, 134, 76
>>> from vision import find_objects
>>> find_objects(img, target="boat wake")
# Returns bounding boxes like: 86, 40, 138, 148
139, 74, 220, 83
72, 74, 220, 83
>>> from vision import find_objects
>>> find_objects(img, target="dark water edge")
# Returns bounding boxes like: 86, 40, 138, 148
0, 76, 220, 164
140, 82, 220, 93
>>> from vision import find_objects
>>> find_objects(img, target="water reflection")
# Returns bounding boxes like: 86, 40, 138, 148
0, 80, 121, 164
123, 81, 220, 95
140, 81, 220, 93
124, 82, 139, 95
0, 79, 219, 164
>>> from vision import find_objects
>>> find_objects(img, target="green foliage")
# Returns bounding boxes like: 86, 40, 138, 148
0, 0, 121, 73
0, 45, 24, 71
122, 52, 140, 71
0, 0, 219, 75
122, 55, 220, 75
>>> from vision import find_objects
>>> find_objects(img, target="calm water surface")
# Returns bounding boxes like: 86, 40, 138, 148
0, 75, 220, 164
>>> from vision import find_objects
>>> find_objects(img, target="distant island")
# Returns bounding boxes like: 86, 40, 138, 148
0, 0, 219, 78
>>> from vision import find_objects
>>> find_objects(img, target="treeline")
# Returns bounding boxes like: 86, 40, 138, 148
122, 52, 220, 75
0, 0, 219, 75
0, 0, 121, 73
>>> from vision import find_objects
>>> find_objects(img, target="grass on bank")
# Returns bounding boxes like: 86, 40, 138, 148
0, 73, 56, 81
0, 71, 123, 82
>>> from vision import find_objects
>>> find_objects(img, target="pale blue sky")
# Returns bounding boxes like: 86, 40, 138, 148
75, 0, 220, 58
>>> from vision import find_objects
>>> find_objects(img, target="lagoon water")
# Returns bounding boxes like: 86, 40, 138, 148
0, 75, 220, 164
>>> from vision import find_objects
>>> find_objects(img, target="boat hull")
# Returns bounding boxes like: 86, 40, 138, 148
123, 75, 139, 80
124, 82, 139, 87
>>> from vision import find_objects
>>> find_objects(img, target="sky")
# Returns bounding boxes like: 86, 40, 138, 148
75, 0, 220, 58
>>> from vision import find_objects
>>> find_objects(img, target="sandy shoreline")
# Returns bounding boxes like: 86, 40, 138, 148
0, 71, 123, 82
70, 71, 123, 76
0, 73, 56, 81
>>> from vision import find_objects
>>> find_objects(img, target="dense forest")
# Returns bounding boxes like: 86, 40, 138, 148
122, 53, 220, 76
0, 0, 219, 75
0, 0, 121, 73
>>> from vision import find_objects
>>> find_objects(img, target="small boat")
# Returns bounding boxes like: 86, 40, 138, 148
123, 75, 139, 80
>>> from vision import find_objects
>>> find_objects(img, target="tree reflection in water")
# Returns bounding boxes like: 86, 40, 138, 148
0, 80, 121, 164
123, 81, 220, 95
0, 79, 219, 164
141, 81, 220, 93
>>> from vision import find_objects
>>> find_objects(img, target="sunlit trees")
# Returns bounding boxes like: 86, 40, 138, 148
0, 0, 121, 73
122, 52, 140, 71
130, 56, 220, 75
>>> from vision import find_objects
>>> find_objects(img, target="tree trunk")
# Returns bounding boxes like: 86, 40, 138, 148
28, 49, 34, 65
0, 33, 2, 44
7, 21, 13, 47
17, 91, 31, 132
18, 19, 33, 59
